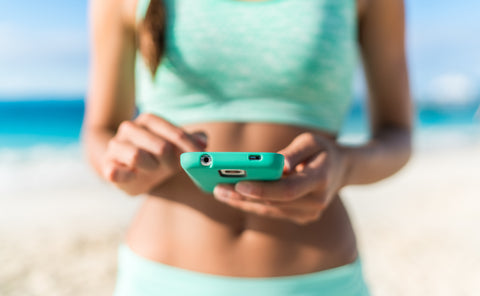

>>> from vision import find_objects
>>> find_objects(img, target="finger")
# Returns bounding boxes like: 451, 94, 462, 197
234, 172, 319, 202
135, 113, 205, 152
214, 185, 320, 224
117, 121, 175, 162
107, 139, 160, 171
218, 185, 327, 211
277, 133, 323, 173
103, 160, 136, 183
267, 193, 327, 212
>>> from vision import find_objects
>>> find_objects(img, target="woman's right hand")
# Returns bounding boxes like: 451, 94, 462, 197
102, 113, 207, 196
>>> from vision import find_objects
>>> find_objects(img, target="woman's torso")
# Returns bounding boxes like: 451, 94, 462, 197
127, 0, 362, 277
126, 123, 358, 277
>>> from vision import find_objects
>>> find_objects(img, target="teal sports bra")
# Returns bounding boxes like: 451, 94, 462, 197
135, 0, 357, 133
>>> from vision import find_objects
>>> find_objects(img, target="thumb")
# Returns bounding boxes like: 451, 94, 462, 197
277, 133, 322, 173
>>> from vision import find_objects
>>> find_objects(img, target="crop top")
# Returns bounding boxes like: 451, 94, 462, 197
135, 0, 357, 133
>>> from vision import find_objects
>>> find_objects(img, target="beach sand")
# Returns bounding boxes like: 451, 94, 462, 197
1, 142, 479, 295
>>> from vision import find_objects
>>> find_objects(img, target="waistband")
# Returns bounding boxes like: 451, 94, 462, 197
114, 244, 370, 296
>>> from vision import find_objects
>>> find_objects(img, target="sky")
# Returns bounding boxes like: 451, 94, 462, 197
0, 0, 479, 103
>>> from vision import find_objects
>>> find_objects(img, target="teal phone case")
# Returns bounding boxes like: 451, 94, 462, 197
180, 152, 284, 193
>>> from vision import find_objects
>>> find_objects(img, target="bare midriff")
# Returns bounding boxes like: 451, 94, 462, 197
126, 122, 358, 277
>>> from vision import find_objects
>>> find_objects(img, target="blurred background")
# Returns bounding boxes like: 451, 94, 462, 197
0, 0, 479, 295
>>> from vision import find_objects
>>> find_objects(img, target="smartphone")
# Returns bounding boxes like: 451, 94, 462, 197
180, 152, 285, 193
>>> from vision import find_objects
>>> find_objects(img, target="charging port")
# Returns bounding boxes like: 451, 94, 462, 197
248, 154, 262, 160
219, 169, 246, 178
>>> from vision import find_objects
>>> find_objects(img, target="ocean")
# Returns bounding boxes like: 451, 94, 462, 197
0, 99, 84, 148
0, 98, 479, 149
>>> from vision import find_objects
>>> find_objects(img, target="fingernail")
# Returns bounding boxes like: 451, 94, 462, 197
213, 186, 230, 201
284, 159, 292, 173
235, 182, 258, 196
193, 133, 208, 146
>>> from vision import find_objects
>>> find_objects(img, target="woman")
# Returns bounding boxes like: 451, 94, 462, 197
84, 0, 412, 295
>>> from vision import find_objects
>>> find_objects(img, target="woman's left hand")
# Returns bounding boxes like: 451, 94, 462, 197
213, 132, 350, 225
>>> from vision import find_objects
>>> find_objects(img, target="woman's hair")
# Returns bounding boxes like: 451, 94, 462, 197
138, 0, 166, 76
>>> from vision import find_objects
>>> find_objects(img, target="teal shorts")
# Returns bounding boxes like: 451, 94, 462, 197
113, 244, 371, 296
